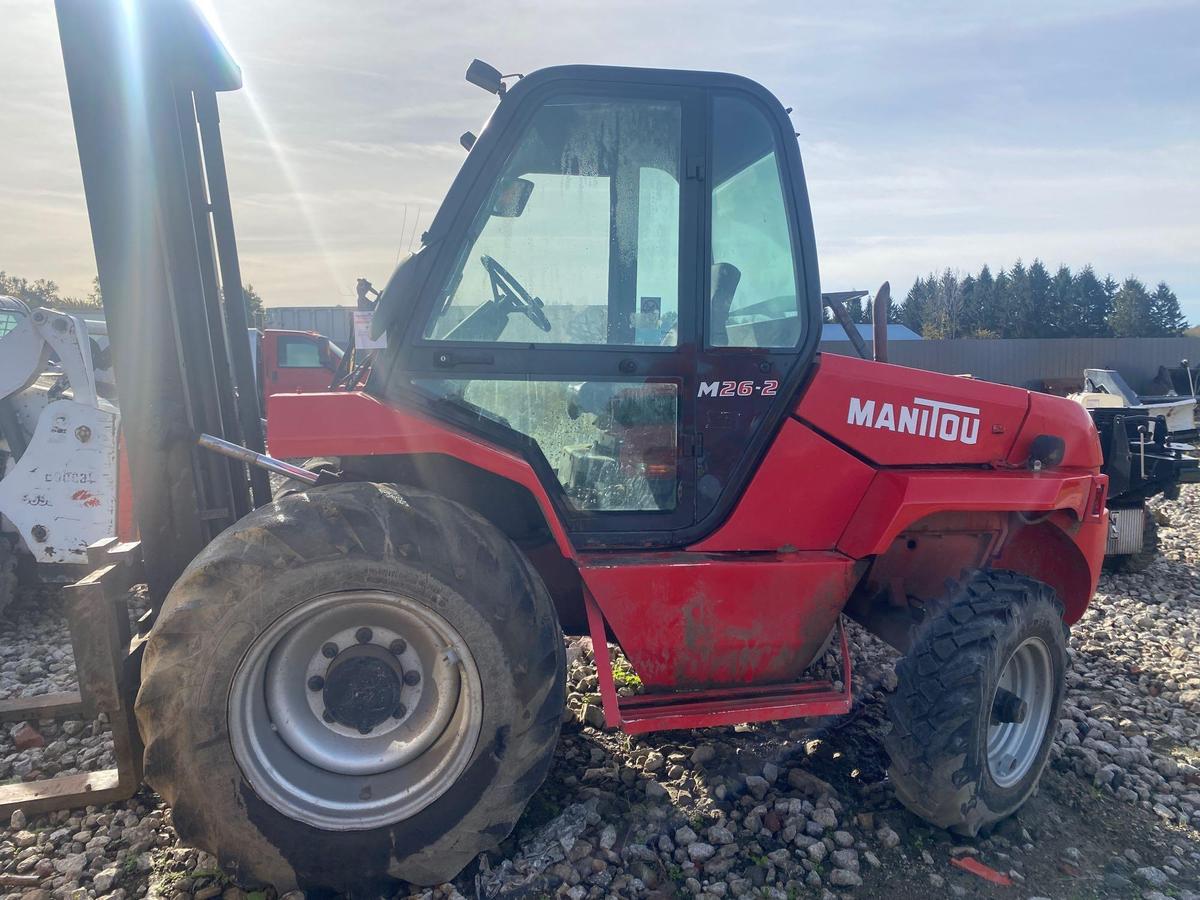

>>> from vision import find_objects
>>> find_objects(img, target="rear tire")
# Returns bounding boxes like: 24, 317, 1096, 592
271, 457, 340, 499
136, 482, 565, 893
883, 570, 1067, 836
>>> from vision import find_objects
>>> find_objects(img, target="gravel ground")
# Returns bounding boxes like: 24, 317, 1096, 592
0, 491, 1199, 900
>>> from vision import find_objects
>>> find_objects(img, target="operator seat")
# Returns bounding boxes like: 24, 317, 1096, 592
709, 262, 742, 346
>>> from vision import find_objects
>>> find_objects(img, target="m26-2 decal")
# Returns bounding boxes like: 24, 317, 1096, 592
697, 380, 779, 398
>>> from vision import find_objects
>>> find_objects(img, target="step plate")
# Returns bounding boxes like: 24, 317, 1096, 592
584, 590, 852, 734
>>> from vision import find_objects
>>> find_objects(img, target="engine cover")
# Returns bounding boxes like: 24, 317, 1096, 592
796, 353, 1030, 466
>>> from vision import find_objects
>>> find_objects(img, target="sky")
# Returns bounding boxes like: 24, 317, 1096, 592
1, 0, 1198, 318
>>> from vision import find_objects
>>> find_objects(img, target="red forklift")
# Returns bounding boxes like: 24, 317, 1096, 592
37, 1, 1106, 893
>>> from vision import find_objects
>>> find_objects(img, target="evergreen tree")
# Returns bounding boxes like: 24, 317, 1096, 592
1027, 259, 1052, 337
1109, 277, 1153, 337
845, 294, 865, 324
922, 269, 963, 339
1150, 282, 1186, 335
972, 265, 999, 337
1102, 276, 1119, 334
899, 277, 929, 335
959, 274, 980, 335
1073, 266, 1110, 336
990, 267, 1013, 336
1006, 261, 1033, 337
1049, 264, 1077, 337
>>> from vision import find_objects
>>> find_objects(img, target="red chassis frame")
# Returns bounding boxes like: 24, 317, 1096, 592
269, 365, 1107, 734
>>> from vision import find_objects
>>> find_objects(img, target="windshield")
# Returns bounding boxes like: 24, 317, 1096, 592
423, 95, 682, 346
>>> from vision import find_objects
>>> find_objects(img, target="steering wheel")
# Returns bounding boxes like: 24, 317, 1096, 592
480, 255, 552, 333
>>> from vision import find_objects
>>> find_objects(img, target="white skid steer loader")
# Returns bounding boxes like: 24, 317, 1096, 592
0, 296, 121, 611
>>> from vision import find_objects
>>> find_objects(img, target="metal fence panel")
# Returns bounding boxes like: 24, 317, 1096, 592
820, 337, 1200, 392
264, 306, 354, 347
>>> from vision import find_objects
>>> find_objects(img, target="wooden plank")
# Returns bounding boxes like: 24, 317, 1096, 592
0, 692, 83, 723
0, 769, 131, 818
85, 537, 119, 568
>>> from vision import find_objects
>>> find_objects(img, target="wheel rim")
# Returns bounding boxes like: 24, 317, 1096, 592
986, 636, 1053, 789
228, 591, 483, 831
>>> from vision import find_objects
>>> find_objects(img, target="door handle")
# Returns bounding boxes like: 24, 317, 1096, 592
434, 349, 495, 368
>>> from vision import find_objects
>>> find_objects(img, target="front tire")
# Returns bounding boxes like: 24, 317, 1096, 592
883, 571, 1067, 835
136, 482, 565, 893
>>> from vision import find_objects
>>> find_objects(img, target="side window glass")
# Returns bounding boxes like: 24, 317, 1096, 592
413, 378, 678, 511
425, 96, 682, 346
709, 96, 801, 348
278, 337, 321, 368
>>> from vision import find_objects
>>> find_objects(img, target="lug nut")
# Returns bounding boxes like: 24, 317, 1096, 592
389, 639, 407, 655
355, 627, 373, 644
322, 709, 335, 723
321, 642, 338, 659
307, 675, 325, 692
393, 703, 407, 719
403, 670, 421, 686
357, 723, 373, 735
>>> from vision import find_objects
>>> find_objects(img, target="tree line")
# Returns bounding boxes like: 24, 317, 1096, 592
839, 261, 1186, 339
1, 270, 264, 320
0, 271, 102, 309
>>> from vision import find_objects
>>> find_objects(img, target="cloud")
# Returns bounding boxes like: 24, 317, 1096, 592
1, 0, 1196, 319
325, 140, 464, 162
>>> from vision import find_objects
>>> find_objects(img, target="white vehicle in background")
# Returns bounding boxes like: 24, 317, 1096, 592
1069, 366, 1199, 571
0, 296, 122, 610
1070, 367, 1197, 439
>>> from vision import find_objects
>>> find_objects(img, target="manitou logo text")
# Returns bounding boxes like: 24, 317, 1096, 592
847, 396, 981, 445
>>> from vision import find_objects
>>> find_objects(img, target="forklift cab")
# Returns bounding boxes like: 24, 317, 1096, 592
375, 66, 822, 547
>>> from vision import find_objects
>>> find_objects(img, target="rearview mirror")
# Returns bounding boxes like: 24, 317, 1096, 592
491, 177, 534, 217
466, 59, 505, 95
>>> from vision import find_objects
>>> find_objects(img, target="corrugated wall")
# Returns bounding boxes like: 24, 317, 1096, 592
263, 306, 354, 346
820, 336, 1200, 392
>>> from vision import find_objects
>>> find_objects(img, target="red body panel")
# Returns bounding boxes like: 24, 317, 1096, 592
586, 588, 852, 733
690, 419, 875, 551
1009, 391, 1104, 469
260, 329, 339, 415
797, 353, 1027, 466
578, 551, 858, 689
995, 510, 1107, 623
268, 391, 575, 557
838, 469, 1099, 558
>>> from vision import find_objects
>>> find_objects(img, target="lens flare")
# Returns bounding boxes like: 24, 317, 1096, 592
192, 0, 346, 300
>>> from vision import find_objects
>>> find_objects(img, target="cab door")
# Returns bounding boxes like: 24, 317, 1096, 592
691, 92, 820, 524
266, 331, 338, 394
387, 81, 704, 541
